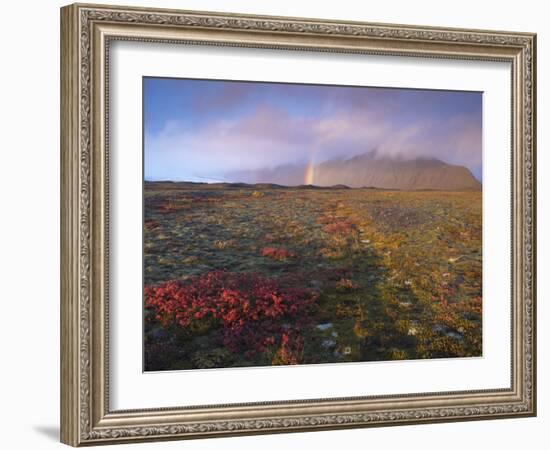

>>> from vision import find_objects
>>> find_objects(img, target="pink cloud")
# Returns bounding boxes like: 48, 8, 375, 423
145, 102, 481, 181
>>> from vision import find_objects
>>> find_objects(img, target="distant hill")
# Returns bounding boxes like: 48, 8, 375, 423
144, 181, 351, 190
227, 153, 481, 191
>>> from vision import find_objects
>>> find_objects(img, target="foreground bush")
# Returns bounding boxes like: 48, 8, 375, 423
145, 271, 318, 364
261, 246, 294, 260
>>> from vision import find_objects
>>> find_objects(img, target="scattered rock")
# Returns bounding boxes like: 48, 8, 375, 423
310, 279, 323, 289
446, 331, 464, 341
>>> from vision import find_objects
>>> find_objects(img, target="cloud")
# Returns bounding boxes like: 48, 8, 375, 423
377, 114, 482, 165
145, 86, 482, 181
145, 105, 391, 180
194, 83, 252, 112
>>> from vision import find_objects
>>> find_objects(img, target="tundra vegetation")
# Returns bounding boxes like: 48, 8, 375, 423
144, 182, 482, 371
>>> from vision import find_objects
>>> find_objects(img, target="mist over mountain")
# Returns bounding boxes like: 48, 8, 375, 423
227, 152, 481, 190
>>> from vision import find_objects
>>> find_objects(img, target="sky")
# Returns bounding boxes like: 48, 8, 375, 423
144, 77, 482, 182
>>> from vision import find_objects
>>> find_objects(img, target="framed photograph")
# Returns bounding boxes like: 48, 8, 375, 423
60, 3, 536, 446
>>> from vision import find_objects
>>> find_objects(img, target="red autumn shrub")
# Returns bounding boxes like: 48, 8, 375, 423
272, 330, 304, 365
335, 278, 358, 292
261, 246, 294, 260
153, 200, 181, 213
323, 219, 355, 234
145, 271, 317, 362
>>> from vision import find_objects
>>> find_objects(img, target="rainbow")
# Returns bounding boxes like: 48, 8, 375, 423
304, 160, 315, 185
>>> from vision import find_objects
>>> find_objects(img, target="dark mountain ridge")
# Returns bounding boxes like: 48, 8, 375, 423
227, 153, 481, 191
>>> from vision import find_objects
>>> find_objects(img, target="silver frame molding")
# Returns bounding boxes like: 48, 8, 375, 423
60, 3, 536, 446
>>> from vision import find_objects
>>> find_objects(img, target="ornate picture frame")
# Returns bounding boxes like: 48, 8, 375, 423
60, 3, 536, 446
